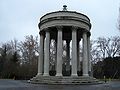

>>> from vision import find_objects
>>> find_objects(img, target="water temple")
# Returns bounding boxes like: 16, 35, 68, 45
30, 5, 99, 84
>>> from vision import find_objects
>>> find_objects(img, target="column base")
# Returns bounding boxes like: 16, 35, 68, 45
37, 73, 42, 76
43, 73, 49, 76
83, 74, 89, 77
56, 73, 62, 76
71, 74, 78, 77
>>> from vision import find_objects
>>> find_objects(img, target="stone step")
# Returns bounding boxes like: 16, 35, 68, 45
33, 78, 98, 82
30, 76, 101, 84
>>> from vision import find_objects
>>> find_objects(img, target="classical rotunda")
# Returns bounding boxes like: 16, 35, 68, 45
30, 5, 99, 84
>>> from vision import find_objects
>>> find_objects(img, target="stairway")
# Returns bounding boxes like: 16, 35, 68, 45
30, 76, 102, 84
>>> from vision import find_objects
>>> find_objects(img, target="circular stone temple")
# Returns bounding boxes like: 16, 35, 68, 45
30, 6, 99, 84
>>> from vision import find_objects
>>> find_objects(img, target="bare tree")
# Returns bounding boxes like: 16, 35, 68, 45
18, 35, 39, 65
94, 36, 120, 59
0, 39, 19, 59
17, 35, 39, 78
111, 36, 120, 57
96, 37, 107, 58
91, 40, 102, 64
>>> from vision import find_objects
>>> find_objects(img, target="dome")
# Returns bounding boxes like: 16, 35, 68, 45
39, 6, 91, 32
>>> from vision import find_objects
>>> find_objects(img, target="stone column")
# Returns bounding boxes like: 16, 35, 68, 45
55, 40, 57, 72
43, 30, 50, 76
82, 32, 89, 77
77, 41, 80, 72
87, 35, 92, 76
66, 40, 70, 71
37, 32, 44, 76
56, 26, 63, 76
71, 27, 77, 76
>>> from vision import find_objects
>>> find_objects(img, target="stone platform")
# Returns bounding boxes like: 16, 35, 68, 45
1, 79, 120, 90
30, 76, 101, 84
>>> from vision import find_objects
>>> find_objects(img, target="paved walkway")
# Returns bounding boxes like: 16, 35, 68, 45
0, 79, 120, 90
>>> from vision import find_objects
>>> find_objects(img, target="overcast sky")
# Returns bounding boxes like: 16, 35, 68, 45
0, 0, 120, 43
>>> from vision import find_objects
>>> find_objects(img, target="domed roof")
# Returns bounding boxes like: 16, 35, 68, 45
39, 5, 91, 31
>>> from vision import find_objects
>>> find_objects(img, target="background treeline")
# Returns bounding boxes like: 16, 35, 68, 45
0, 35, 38, 79
93, 57, 120, 79
91, 36, 120, 79
0, 35, 120, 79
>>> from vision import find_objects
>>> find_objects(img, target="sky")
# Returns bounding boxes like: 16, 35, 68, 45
0, 0, 120, 43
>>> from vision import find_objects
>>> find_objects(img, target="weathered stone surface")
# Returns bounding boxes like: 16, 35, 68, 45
30, 76, 101, 84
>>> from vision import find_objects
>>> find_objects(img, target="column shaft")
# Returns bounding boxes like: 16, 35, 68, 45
56, 26, 63, 76
55, 40, 57, 72
71, 27, 77, 76
38, 33, 44, 75
87, 36, 92, 76
77, 41, 80, 72
43, 31, 50, 76
82, 32, 89, 76
66, 40, 70, 71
